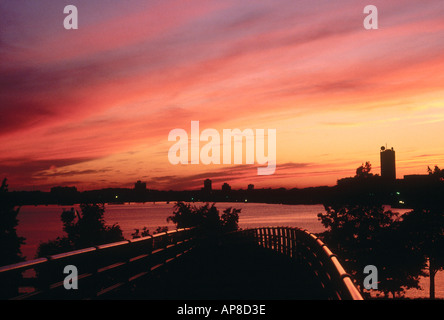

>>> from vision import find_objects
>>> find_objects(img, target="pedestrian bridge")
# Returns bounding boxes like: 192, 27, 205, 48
0, 227, 363, 300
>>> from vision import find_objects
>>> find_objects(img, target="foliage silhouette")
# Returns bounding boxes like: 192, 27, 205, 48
221, 207, 240, 233
318, 163, 444, 299
0, 178, 25, 267
131, 226, 169, 239
167, 201, 240, 235
355, 161, 375, 179
318, 203, 424, 298
398, 207, 444, 299
36, 203, 124, 257
0, 178, 26, 298
427, 165, 444, 181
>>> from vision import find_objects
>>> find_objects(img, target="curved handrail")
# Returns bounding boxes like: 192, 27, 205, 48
1, 226, 363, 300
238, 227, 364, 300
306, 231, 363, 300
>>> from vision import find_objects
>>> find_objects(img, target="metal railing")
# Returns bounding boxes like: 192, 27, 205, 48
0, 228, 197, 300
1, 226, 363, 300
235, 227, 364, 300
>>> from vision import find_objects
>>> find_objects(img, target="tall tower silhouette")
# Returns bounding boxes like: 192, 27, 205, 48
380, 146, 396, 181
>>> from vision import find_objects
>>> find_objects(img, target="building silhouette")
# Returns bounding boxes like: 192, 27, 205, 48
203, 179, 212, 192
380, 146, 396, 181
134, 180, 147, 191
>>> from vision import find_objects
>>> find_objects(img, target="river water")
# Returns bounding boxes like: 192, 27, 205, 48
14, 202, 442, 299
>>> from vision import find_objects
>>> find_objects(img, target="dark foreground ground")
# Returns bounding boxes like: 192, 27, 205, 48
106, 238, 330, 300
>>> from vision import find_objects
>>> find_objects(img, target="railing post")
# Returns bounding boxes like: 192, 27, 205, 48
291, 228, 295, 257
258, 228, 263, 248
262, 228, 266, 248
254, 228, 259, 245
279, 227, 284, 254
269, 227, 272, 251
283, 228, 289, 256
282, 227, 286, 255
281, 228, 286, 256
269, 228, 274, 251
35, 258, 53, 298
164, 231, 171, 264
287, 228, 292, 258
285, 227, 292, 258
294, 228, 299, 260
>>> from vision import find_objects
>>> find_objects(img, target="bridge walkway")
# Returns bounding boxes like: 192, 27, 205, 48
0, 227, 362, 300
109, 238, 330, 300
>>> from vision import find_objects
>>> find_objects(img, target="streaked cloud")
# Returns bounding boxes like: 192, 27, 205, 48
1, 0, 443, 190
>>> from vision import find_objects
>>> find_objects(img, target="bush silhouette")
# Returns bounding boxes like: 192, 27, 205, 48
36, 203, 124, 257
167, 202, 240, 234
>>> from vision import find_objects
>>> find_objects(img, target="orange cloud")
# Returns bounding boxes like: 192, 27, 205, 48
1, 0, 444, 191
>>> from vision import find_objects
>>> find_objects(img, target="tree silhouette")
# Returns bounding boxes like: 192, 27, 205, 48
167, 202, 200, 229
0, 178, 25, 266
372, 218, 426, 298
221, 207, 240, 232
317, 203, 423, 298
0, 178, 26, 298
355, 161, 373, 179
427, 165, 444, 181
36, 203, 124, 257
167, 202, 240, 234
398, 207, 444, 299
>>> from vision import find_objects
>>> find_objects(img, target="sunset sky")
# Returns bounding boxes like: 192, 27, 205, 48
1, 0, 444, 191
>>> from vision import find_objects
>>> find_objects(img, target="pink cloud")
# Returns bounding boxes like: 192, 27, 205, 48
1, 0, 444, 190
